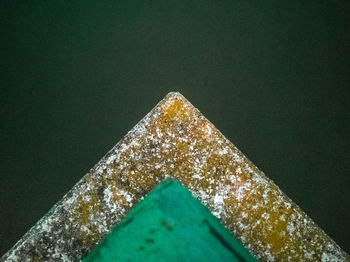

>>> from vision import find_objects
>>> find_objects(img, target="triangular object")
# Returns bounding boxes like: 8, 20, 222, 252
83, 179, 257, 262
1, 92, 348, 261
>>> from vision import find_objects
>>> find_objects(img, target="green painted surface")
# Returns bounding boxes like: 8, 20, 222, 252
2, 1, 350, 255
83, 179, 257, 262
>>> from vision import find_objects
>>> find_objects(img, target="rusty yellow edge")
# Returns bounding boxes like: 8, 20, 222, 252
1, 92, 349, 262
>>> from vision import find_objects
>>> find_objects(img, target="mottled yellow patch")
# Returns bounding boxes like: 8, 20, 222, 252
5, 92, 347, 261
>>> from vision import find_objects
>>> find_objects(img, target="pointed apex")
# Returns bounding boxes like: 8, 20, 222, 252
164, 91, 185, 99
161, 92, 193, 112
2, 92, 348, 262
84, 178, 257, 262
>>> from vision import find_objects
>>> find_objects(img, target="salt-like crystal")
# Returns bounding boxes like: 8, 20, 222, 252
1, 92, 348, 262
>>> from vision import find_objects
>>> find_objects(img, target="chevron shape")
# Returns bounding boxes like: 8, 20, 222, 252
1, 92, 348, 262
83, 179, 257, 262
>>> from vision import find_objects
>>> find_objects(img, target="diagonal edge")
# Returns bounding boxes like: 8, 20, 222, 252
1, 92, 349, 262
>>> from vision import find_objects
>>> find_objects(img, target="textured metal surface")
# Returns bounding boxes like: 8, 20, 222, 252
1, 92, 349, 261
83, 179, 257, 262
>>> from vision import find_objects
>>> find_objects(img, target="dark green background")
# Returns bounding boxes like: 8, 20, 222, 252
1, 0, 349, 256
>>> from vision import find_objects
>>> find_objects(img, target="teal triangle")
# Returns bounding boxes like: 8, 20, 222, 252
83, 179, 257, 262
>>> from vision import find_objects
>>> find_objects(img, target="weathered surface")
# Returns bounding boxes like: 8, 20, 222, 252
1, 92, 349, 261
83, 179, 257, 262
